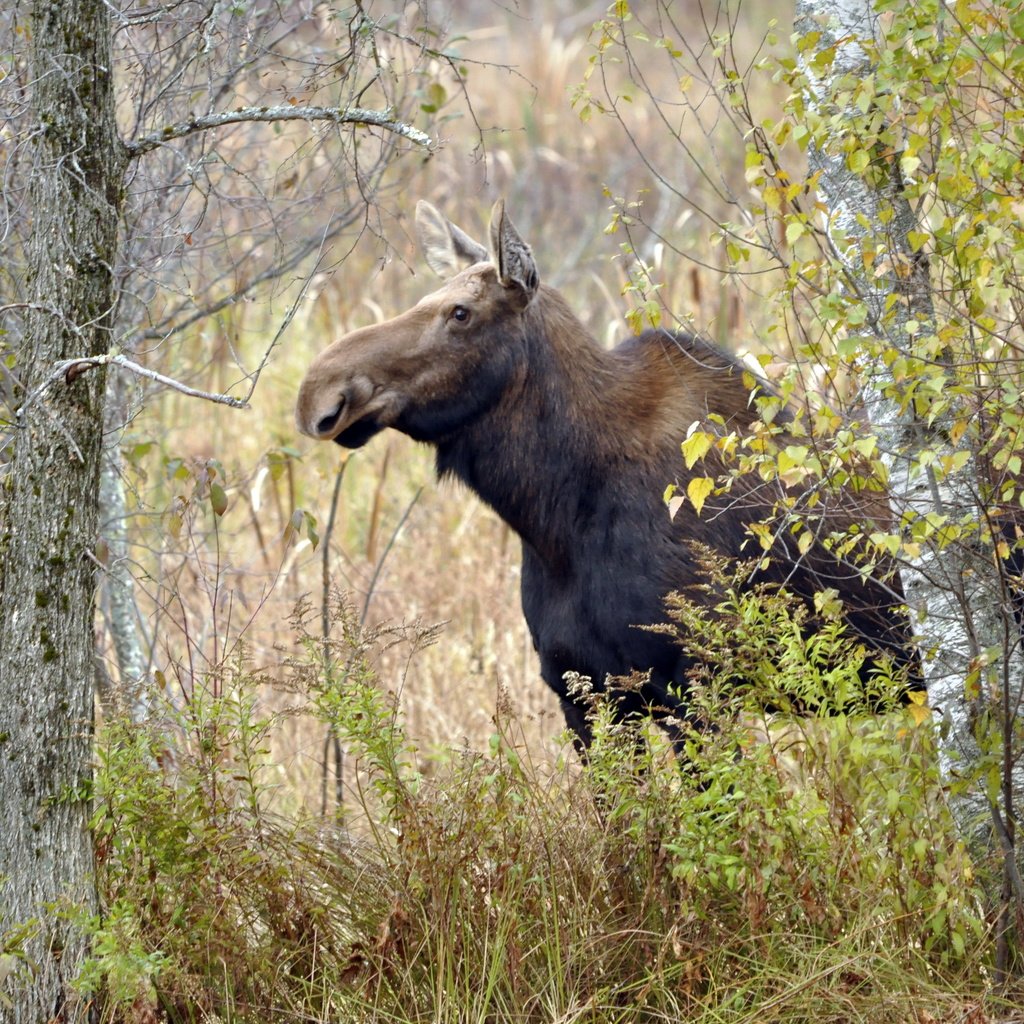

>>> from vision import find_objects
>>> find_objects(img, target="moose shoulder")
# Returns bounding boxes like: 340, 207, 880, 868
295, 200, 918, 751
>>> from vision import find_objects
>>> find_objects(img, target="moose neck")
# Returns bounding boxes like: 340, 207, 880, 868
434, 289, 664, 574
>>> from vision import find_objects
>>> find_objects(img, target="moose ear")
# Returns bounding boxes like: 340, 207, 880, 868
488, 200, 539, 303
415, 200, 489, 278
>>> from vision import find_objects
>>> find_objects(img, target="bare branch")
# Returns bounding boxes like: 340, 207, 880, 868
126, 104, 434, 157
133, 203, 361, 346
16, 354, 248, 420
0, 301, 78, 321
72, 354, 249, 407
236, 211, 338, 405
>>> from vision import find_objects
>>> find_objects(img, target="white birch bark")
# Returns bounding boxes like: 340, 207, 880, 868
98, 423, 153, 725
794, 0, 1024, 835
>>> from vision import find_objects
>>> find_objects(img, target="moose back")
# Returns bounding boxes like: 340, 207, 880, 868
295, 201, 917, 750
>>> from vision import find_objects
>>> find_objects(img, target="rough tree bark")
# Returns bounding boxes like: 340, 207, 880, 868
0, 0, 124, 1018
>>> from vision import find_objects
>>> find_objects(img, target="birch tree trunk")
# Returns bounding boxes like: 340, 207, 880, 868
98, 393, 152, 726
794, 0, 1024, 838
0, 1, 124, 1018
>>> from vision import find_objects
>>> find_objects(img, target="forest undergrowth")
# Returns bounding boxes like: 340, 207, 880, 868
82, 584, 1016, 1024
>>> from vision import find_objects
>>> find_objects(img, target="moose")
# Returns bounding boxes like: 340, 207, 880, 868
295, 200, 918, 752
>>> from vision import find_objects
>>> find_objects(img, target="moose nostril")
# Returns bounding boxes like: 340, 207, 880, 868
315, 401, 344, 437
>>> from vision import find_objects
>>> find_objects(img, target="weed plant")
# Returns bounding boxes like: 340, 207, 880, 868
85, 590, 997, 1023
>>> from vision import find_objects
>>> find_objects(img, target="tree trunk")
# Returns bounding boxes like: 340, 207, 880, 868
99, 408, 152, 726
0, 1, 124, 1018
794, 0, 1024, 834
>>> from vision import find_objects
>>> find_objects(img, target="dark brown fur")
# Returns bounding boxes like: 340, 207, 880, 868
296, 201, 917, 750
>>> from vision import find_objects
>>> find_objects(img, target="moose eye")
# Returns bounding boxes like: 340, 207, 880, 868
451, 305, 471, 323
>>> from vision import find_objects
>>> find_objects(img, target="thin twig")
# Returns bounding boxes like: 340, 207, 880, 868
361, 485, 423, 623
134, 205, 362, 346
989, 800, 1024, 904
319, 459, 349, 822
126, 104, 434, 157
321, 460, 350, 645
238, 215, 336, 405
320, 727, 344, 821
0, 301, 78, 323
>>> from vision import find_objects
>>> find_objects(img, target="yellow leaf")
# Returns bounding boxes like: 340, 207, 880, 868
848, 149, 870, 174
907, 229, 929, 251
687, 476, 715, 517
869, 531, 901, 556
681, 428, 713, 469
906, 699, 931, 727
902, 155, 922, 177
813, 587, 842, 620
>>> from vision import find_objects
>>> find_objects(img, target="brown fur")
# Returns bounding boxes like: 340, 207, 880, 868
296, 201, 917, 752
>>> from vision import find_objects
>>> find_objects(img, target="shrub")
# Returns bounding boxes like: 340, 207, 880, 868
86, 591, 991, 1023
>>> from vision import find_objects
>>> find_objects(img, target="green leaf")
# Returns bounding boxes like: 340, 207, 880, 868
126, 441, 155, 461
304, 511, 320, 550
420, 82, 447, 113
210, 482, 228, 517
